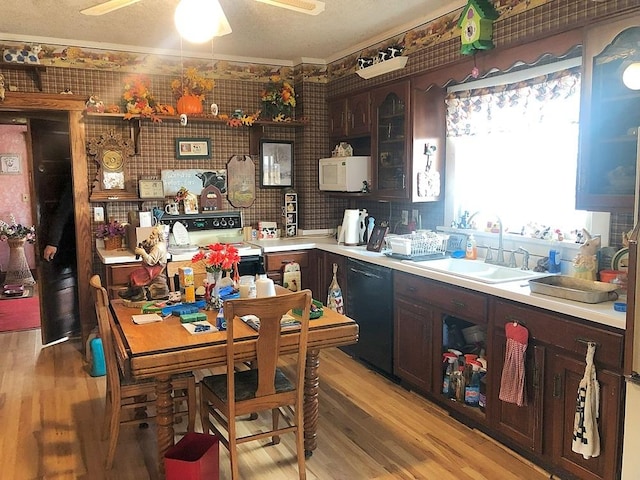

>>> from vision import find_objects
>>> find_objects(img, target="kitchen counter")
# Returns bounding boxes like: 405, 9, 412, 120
97, 236, 625, 330
250, 235, 626, 331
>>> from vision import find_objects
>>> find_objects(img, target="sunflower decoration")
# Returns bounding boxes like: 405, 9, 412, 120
260, 75, 296, 121
171, 67, 214, 101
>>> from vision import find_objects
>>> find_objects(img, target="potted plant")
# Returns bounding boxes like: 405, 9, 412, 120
96, 219, 126, 250
171, 67, 214, 115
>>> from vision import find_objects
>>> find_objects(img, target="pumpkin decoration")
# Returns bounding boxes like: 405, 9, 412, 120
177, 95, 204, 115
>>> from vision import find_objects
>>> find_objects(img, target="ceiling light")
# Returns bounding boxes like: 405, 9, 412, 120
256, 0, 325, 15
174, 0, 232, 44
623, 62, 640, 90
81, 0, 141, 16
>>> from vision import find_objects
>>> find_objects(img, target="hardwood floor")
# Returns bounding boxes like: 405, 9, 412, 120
0, 329, 552, 479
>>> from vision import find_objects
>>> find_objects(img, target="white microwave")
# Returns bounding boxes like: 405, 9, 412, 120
318, 156, 371, 192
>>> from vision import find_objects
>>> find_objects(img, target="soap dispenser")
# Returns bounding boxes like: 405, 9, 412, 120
465, 234, 477, 260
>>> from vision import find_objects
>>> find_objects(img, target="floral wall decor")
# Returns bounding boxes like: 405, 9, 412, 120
260, 75, 296, 121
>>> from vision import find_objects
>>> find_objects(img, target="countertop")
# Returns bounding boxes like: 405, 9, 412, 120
252, 235, 626, 331
98, 235, 626, 330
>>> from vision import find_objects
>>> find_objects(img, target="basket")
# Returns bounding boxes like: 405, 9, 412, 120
103, 235, 123, 251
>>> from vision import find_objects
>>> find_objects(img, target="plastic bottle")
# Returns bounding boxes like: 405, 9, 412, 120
465, 234, 477, 260
216, 306, 226, 330
442, 352, 458, 396
90, 337, 106, 377
478, 369, 488, 412
465, 360, 482, 406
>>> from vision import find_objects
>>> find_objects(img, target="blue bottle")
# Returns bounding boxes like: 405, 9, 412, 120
90, 337, 106, 377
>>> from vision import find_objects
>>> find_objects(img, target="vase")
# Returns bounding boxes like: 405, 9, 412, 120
177, 95, 204, 115
103, 236, 123, 251
262, 101, 293, 121
5, 237, 35, 285
205, 270, 223, 310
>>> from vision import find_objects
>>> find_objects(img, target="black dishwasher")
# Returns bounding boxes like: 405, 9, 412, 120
342, 258, 394, 377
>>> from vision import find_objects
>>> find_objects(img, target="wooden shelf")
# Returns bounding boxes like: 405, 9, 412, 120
84, 111, 307, 127
0, 63, 46, 91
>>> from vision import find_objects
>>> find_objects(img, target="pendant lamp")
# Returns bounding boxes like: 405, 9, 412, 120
174, 0, 232, 44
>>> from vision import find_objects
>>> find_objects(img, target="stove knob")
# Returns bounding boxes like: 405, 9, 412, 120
212, 219, 220, 227
220, 219, 227, 227
227, 219, 235, 227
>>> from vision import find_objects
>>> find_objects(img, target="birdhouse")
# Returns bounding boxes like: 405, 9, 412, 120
458, 0, 499, 55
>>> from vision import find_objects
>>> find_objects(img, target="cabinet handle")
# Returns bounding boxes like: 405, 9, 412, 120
532, 364, 539, 389
505, 314, 526, 326
402, 173, 405, 189
553, 374, 562, 398
450, 299, 466, 309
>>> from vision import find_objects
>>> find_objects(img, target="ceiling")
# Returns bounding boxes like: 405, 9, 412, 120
0, 0, 466, 65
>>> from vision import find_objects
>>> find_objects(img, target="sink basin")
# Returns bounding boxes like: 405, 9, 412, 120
404, 257, 547, 284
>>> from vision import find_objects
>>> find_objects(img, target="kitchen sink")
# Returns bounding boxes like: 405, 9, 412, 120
404, 257, 548, 284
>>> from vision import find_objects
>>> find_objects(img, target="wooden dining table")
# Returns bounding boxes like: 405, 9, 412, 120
110, 292, 358, 477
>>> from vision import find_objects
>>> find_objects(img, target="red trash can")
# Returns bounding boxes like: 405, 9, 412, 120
164, 432, 219, 480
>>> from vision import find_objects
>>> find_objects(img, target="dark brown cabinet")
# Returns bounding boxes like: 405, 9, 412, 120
328, 92, 370, 139
105, 262, 139, 299
264, 250, 312, 290
316, 251, 347, 309
371, 81, 411, 200
577, 12, 640, 212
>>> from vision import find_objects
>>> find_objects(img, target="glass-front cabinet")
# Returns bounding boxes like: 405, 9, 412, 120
372, 81, 410, 200
577, 13, 640, 213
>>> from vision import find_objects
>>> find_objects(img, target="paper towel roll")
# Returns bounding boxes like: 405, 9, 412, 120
340, 209, 361, 245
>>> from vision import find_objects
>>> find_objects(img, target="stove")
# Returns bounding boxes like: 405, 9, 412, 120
162, 211, 262, 263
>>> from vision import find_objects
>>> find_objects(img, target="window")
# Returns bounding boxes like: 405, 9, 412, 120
444, 58, 606, 243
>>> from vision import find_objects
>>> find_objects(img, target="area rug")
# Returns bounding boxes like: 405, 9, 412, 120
0, 289, 40, 332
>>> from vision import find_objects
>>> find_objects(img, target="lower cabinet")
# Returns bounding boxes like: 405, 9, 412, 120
317, 251, 347, 309
394, 295, 433, 393
104, 262, 139, 299
263, 250, 312, 290
391, 270, 624, 480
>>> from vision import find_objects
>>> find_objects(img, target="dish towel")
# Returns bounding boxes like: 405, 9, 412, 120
572, 342, 601, 459
499, 322, 529, 406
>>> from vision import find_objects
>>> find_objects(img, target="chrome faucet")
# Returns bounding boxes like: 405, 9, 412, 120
517, 247, 531, 271
465, 212, 507, 267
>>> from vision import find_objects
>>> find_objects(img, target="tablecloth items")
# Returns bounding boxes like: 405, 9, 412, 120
572, 342, 601, 459
499, 322, 529, 406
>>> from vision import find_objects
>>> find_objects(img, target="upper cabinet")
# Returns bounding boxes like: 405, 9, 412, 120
577, 13, 640, 213
328, 91, 370, 139
371, 81, 411, 200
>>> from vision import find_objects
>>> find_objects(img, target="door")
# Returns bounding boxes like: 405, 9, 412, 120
394, 296, 433, 392
30, 117, 80, 344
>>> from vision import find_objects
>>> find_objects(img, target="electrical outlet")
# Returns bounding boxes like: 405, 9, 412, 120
401, 210, 409, 225
94, 206, 104, 222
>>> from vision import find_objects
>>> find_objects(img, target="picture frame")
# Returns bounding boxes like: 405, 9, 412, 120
0, 154, 21, 174
175, 138, 211, 159
260, 140, 293, 188
367, 225, 389, 252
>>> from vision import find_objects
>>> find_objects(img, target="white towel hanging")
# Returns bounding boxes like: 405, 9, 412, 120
572, 342, 600, 459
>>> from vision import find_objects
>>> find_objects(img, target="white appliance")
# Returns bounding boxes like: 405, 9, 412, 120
338, 209, 361, 246
319, 156, 371, 192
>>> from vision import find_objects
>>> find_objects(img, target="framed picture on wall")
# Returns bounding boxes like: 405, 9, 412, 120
175, 138, 211, 159
260, 140, 293, 188
0, 154, 21, 174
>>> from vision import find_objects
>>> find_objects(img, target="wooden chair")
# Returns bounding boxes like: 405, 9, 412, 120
89, 275, 196, 469
200, 289, 312, 480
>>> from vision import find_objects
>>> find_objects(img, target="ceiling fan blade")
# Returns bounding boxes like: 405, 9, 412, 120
255, 0, 325, 15
80, 0, 142, 16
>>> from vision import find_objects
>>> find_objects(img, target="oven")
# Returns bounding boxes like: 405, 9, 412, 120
162, 211, 263, 277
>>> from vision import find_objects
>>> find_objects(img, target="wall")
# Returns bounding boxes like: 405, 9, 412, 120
0, 125, 35, 271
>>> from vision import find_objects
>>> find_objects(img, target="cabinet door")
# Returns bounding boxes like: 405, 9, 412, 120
490, 329, 545, 454
318, 251, 347, 309
348, 92, 371, 137
264, 250, 310, 290
548, 352, 622, 480
105, 263, 139, 299
577, 13, 640, 212
371, 81, 411, 200
328, 98, 348, 138
394, 296, 433, 392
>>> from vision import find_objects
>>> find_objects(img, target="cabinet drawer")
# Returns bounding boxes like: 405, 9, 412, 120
394, 272, 487, 323
107, 263, 139, 285
265, 251, 309, 271
493, 299, 624, 369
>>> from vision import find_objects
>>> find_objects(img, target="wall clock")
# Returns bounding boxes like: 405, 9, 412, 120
88, 129, 137, 201
457, 0, 499, 56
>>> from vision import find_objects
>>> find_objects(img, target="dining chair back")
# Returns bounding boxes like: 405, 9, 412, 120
200, 289, 312, 480
89, 274, 196, 469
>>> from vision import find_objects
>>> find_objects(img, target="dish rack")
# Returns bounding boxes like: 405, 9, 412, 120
385, 231, 449, 260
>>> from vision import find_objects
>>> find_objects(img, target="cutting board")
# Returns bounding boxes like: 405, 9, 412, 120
227, 155, 255, 208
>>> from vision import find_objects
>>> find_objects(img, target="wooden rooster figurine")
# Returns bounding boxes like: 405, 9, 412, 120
573, 229, 600, 281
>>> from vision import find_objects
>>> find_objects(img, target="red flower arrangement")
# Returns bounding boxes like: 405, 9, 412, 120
192, 243, 240, 274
